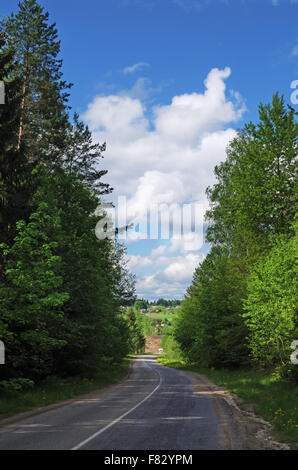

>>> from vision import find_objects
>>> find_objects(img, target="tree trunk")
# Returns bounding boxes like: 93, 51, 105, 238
17, 49, 30, 152
17, 76, 28, 151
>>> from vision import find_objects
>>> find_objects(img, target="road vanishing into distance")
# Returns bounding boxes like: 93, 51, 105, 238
0, 355, 253, 450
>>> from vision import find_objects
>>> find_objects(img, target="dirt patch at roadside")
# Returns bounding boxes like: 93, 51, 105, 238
145, 335, 163, 353
179, 369, 290, 450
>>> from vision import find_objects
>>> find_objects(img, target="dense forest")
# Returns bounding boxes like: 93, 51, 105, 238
175, 94, 298, 381
0, 0, 136, 391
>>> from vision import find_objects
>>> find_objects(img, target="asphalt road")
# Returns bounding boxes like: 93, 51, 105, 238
0, 355, 244, 450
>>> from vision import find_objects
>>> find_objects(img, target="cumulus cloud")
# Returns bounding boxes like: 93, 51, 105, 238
83, 67, 244, 206
83, 67, 246, 298
163, 253, 203, 281
123, 62, 150, 74
126, 254, 153, 270
169, 231, 204, 253
83, 94, 149, 143
136, 251, 204, 298
154, 67, 245, 145
151, 245, 167, 258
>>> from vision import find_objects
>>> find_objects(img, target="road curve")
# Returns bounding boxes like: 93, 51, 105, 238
0, 355, 246, 450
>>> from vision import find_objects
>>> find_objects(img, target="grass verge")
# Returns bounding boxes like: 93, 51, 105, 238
157, 356, 298, 449
0, 357, 131, 422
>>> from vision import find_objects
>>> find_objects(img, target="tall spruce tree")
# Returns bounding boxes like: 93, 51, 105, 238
2, 0, 71, 157
0, 35, 33, 246
1, 0, 110, 194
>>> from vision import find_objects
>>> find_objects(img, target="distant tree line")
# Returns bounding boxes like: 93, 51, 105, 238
175, 94, 297, 381
0, 0, 136, 390
154, 298, 181, 307
133, 299, 181, 310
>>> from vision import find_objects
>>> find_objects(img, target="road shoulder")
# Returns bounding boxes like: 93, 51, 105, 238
178, 369, 290, 450
0, 358, 135, 427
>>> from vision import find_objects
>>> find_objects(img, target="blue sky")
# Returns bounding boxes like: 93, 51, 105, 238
2, 0, 298, 299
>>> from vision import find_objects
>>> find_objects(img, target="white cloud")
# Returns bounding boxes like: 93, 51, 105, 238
125, 243, 205, 299
83, 68, 244, 210
151, 245, 166, 258
127, 170, 186, 217
83, 94, 148, 143
163, 253, 203, 281
153, 67, 244, 144
169, 232, 204, 253
125, 77, 158, 100
83, 67, 246, 299
136, 272, 184, 299
136, 251, 204, 298
126, 254, 153, 270
123, 62, 150, 74
125, 245, 167, 270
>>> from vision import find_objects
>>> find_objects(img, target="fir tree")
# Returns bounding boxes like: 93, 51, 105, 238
0, 34, 33, 246
2, 0, 110, 194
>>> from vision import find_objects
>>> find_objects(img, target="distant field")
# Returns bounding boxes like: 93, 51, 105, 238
138, 306, 180, 340
145, 312, 175, 320
143, 306, 179, 319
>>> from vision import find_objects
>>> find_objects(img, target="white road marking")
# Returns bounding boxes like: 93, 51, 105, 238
71, 360, 162, 450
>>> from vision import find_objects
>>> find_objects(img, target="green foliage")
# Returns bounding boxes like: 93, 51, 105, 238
0, 359, 130, 421
125, 308, 145, 354
0, 378, 35, 392
175, 94, 297, 375
134, 300, 147, 311
0, 35, 34, 245
175, 247, 249, 368
206, 93, 297, 250
160, 334, 183, 361
243, 220, 298, 367
0, 200, 69, 380
154, 298, 181, 307
2, 0, 71, 161
1, 0, 109, 195
138, 314, 156, 337
0, 0, 135, 387
0, 162, 134, 383
32, 167, 133, 377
